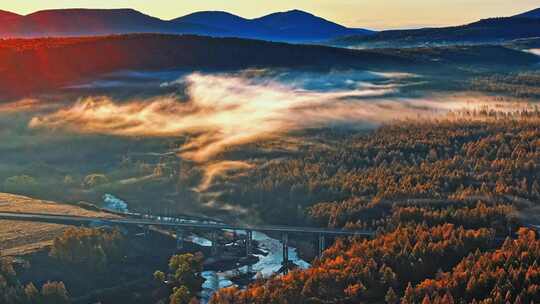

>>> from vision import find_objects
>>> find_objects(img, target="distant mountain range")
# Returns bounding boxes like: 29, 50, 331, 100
0, 8, 373, 42
333, 7, 540, 48
2, 7, 539, 47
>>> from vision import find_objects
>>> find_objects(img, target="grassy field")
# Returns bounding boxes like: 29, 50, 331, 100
0, 192, 116, 256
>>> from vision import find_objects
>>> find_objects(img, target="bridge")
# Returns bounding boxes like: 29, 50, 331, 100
0, 211, 375, 273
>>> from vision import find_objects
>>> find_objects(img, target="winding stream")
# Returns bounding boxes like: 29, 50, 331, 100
102, 194, 311, 303
199, 231, 310, 303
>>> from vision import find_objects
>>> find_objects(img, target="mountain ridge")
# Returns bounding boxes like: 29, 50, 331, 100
513, 7, 540, 18
0, 8, 373, 42
0, 9, 21, 23
173, 9, 372, 41
333, 6, 540, 48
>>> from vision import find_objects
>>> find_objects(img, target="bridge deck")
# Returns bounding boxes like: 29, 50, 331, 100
0, 212, 375, 236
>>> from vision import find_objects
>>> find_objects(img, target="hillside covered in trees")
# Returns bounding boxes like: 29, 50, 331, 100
0, 34, 537, 98
333, 17, 540, 48
0, 34, 405, 98
1, 13, 540, 303
223, 110, 540, 225
209, 110, 540, 303
1, 252, 70, 304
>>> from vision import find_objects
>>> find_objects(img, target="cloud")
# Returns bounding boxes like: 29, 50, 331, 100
0, 99, 47, 113
29, 72, 398, 161
198, 161, 254, 192
525, 49, 540, 57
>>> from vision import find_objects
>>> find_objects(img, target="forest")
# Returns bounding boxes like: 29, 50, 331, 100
0, 34, 405, 98
208, 110, 540, 303
0, 24, 539, 304
0, 227, 125, 304
334, 17, 540, 48
1, 2, 540, 303
0, 33, 537, 98
3, 100, 540, 304
223, 110, 540, 225
470, 71, 540, 98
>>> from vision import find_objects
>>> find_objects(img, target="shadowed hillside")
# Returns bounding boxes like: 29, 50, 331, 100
1, 33, 538, 99
0, 8, 372, 42
334, 7, 540, 48
0, 34, 407, 98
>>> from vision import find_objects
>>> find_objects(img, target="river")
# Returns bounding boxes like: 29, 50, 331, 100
198, 230, 310, 303
102, 194, 311, 303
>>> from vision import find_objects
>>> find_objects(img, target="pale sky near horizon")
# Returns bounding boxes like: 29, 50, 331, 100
3, 0, 540, 30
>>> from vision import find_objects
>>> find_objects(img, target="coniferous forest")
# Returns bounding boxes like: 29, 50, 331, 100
2, 3, 540, 304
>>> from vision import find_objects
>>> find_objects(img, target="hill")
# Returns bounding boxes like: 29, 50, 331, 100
0, 33, 537, 99
173, 10, 372, 41
0, 34, 409, 98
0, 192, 116, 256
173, 11, 256, 33
0, 8, 372, 42
251, 10, 372, 41
0, 9, 20, 20
333, 7, 540, 48
513, 7, 540, 18
0, 8, 216, 37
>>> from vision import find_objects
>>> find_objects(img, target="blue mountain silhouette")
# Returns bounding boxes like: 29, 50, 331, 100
0, 8, 373, 42
334, 6, 540, 47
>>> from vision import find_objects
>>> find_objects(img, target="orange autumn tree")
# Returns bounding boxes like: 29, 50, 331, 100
406, 228, 540, 304
210, 224, 493, 304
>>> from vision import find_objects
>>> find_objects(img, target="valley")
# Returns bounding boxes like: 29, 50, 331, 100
1, 3, 540, 304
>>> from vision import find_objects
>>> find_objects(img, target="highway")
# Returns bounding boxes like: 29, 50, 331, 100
0, 211, 375, 236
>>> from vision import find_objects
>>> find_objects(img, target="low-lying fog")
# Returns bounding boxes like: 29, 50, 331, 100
30, 69, 423, 163
0, 68, 536, 216
526, 49, 540, 56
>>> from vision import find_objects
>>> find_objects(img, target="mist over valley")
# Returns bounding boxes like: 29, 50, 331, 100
1, 3, 540, 304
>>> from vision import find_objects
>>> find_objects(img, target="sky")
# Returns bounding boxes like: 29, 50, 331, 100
3, 0, 540, 30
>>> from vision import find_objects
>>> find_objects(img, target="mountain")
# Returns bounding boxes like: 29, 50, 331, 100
333, 7, 540, 48
173, 11, 254, 33
0, 34, 407, 98
1, 34, 536, 99
513, 8, 540, 18
23, 9, 172, 35
0, 9, 21, 20
0, 9, 216, 37
0, 10, 22, 33
173, 9, 373, 42
0, 8, 372, 42
251, 10, 372, 41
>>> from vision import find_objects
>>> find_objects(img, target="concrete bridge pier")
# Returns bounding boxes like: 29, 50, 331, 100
143, 225, 150, 237
176, 228, 184, 250
318, 233, 326, 256
211, 230, 218, 256
246, 230, 253, 257
282, 232, 289, 274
